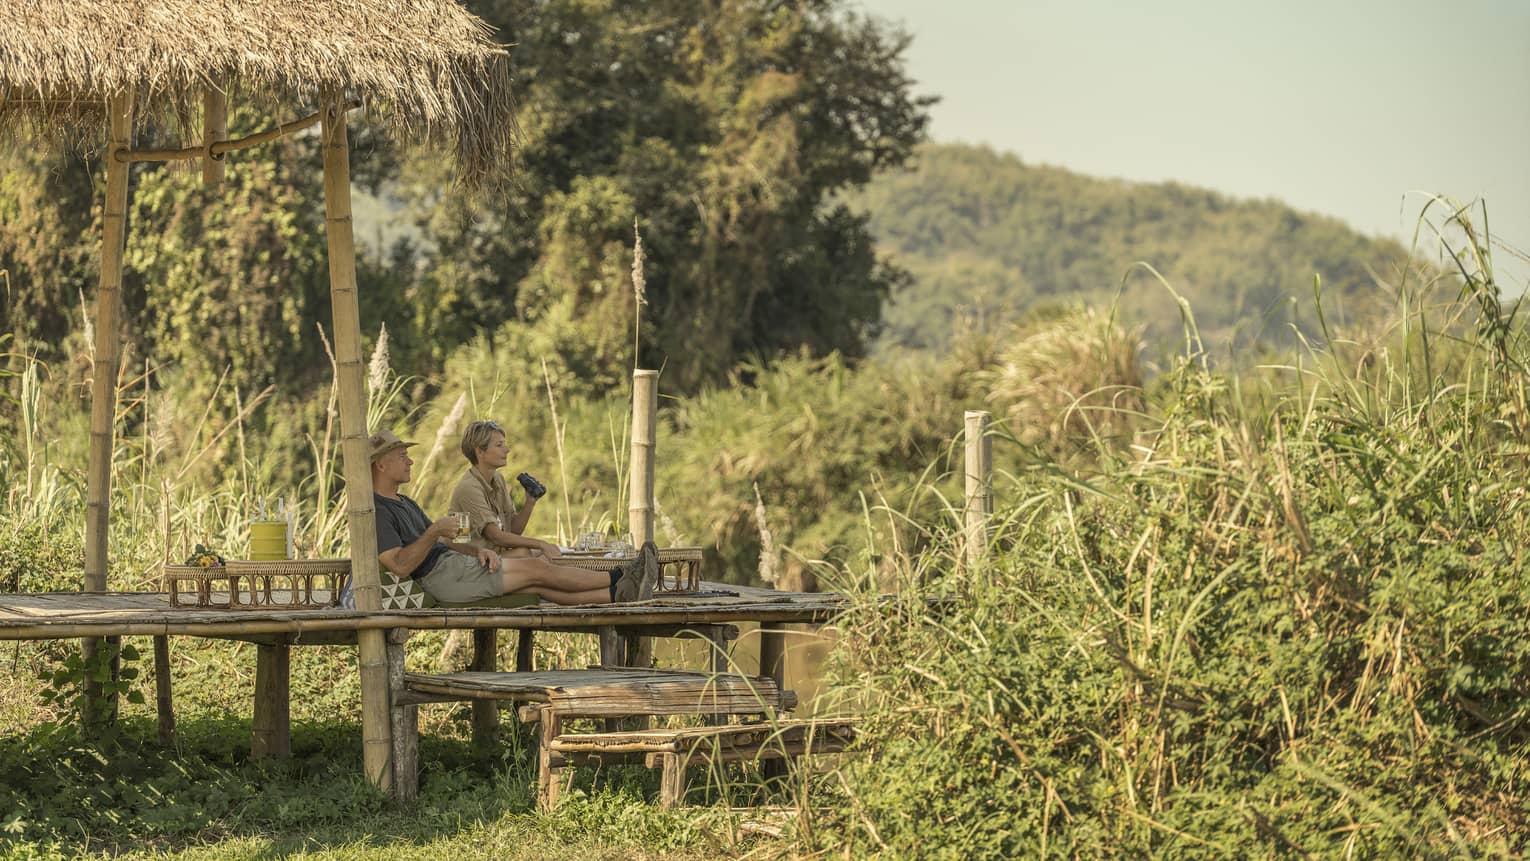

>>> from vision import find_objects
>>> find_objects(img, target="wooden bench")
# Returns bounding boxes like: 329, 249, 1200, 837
396, 667, 795, 807
549, 718, 858, 807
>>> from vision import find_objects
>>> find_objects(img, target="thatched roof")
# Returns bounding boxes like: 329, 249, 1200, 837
0, 0, 514, 182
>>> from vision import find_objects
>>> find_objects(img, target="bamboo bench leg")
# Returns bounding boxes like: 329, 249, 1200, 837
470, 629, 498, 753
154, 635, 175, 747
657, 752, 685, 808
536, 709, 564, 811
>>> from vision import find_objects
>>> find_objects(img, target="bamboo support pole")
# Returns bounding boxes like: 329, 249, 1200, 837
625, 369, 659, 671
154, 635, 175, 747
964, 410, 993, 571
628, 369, 657, 545
82, 90, 133, 725
202, 87, 227, 185
320, 91, 392, 792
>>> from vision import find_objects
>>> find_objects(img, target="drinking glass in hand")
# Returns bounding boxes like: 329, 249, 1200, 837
452, 512, 471, 540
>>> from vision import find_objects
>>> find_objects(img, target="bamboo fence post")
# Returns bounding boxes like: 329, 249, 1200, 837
470, 629, 498, 751
82, 90, 133, 726
624, 369, 658, 670
964, 410, 993, 571
320, 91, 392, 792
202, 86, 226, 185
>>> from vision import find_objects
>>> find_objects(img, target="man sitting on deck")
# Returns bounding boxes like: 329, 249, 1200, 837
369, 429, 656, 604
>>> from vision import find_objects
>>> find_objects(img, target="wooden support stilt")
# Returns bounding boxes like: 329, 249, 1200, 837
516, 630, 535, 673
250, 642, 291, 758
202, 86, 226, 185
964, 410, 993, 571
387, 631, 419, 803
470, 629, 498, 751
320, 90, 392, 792
759, 622, 787, 781
154, 635, 175, 747
82, 90, 133, 727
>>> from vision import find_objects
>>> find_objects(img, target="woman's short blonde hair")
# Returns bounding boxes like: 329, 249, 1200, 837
460, 420, 504, 465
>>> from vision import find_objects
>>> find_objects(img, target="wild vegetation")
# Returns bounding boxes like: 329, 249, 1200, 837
1, 0, 1525, 855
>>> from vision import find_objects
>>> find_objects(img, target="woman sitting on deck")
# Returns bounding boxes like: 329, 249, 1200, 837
449, 419, 560, 559
369, 429, 656, 604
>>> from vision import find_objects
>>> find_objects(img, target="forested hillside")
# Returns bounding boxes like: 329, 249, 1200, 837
850, 143, 1422, 357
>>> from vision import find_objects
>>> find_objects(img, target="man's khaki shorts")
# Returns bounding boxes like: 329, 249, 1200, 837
417, 552, 504, 603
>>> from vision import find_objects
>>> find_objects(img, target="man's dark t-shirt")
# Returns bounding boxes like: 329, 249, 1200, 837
374, 493, 450, 579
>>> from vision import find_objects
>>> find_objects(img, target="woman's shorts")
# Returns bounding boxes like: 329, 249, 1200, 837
418, 552, 504, 603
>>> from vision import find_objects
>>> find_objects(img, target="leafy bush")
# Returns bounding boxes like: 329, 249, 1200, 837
816, 279, 1530, 856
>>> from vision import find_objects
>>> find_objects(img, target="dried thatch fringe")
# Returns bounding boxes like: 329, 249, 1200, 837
0, 0, 515, 185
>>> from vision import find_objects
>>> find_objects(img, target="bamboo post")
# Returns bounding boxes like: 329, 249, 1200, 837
250, 642, 291, 758
964, 410, 993, 570
202, 86, 226, 185
154, 635, 175, 747
470, 629, 498, 751
320, 91, 392, 792
82, 90, 133, 726
624, 369, 658, 670
628, 369, 658, 546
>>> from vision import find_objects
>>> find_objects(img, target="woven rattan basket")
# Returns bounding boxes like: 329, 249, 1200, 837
224, 559, 351, 609
164, 564, 232, 608
557, 546, 703, 593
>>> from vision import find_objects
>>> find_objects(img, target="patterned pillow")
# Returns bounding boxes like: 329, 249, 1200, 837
337, 568, 434, 610
380, 567, 432, 610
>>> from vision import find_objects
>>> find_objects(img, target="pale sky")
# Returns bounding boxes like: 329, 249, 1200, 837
857, 0, 1530, 288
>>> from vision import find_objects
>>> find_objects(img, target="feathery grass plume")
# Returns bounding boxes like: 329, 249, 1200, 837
414, 391, 467, 493
632, 217, 648, 371
366, 322, 391, 397
753, 482, 779, 587
654, 497, 682, 546
980, 305, 1145, 461
631, 218, 648, 307
77, 288, 93, 359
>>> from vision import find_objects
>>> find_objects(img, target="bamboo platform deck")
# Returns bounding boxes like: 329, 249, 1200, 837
0, 583, 849, 641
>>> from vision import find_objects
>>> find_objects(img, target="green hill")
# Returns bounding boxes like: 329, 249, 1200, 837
850, 143, 1421, 357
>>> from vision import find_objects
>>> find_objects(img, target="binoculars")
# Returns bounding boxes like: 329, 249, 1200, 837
516, 472, 547, 499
